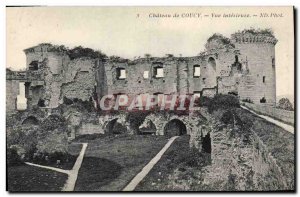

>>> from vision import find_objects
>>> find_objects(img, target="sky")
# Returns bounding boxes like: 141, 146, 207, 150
6, 6, 294, 98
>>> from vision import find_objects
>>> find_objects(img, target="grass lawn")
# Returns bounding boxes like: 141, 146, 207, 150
7, 143, 82, 192
74, 134, 169, 191
135, 135, 211, 191
7, 164, 68, 192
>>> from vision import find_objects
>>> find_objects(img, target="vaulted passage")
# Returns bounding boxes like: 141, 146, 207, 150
163, 119, 187, 137
105, 118, 127, 134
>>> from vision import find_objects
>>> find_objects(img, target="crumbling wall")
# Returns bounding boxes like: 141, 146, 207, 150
24, 44, 70, 74
60, 58, 96, 101
6, 80, 19, 113
24, 56, 97, 108
104, 58, 179, 95
200, 109, 294, 191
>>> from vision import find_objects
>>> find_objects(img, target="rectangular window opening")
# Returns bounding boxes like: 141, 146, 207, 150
154, 67, 164, 78
193, 65, 201, 78
116, 68, 126, 79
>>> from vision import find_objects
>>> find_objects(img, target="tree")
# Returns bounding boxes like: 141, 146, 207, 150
144, 54, 151, 59
278, 98, 294, 111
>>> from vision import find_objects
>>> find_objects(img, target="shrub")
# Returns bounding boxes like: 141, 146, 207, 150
48, 152, 68, 163
208, 94, 240, 113
37, 130, 68, 155
32, 151, 75, 166
235, 111, 254, 131
63, 96, 74, 105
260, 97, 266, 103
221, 110, 234, 125
206, 33, 235, 49
234, 108, 254, 143
277, 98, 294, 111
241, 28, 275, 38
242, 98, 253, 103
67, 46, 107, 60
7, 126, 39, 160
41, 115, 66, 131
7, 147, 23, 166
199, 96, 212, 107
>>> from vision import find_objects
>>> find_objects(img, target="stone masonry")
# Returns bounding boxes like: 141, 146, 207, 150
6, 29, 277, 113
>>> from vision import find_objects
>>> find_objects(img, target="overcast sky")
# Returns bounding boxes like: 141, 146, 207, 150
6, 7, 294, 98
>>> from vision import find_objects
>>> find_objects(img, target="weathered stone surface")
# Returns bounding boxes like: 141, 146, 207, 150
7, 29, 277, 113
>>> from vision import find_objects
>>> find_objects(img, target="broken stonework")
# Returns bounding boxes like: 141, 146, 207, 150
60, 58, 96, 101
7, 29, 278, 114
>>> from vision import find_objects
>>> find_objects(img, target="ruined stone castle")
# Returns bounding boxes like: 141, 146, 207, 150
6, 29, 277, 113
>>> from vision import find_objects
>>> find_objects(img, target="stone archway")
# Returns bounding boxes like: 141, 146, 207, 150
163, 119, 187, 137
22, 116, 39, 125
104, 118, 127, 134
208, 57, 216, 71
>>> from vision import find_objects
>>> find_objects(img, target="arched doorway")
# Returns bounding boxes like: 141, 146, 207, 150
105, 118, 127, 134
163, 119, 187, 137
22, 116, 39, 125
202, 133, 211, 153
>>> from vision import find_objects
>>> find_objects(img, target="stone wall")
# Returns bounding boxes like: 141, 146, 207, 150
6, 80, 19, 113
233, 41, 276, 105
8, 29, 278, 112
104, 58, 180, 95
103, 55, 221, 97
243, 102, 294, 125
60, 58, 97, 101
200, 108, 294, 191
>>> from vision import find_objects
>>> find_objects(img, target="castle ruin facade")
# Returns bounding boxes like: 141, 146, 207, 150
6, 29, 277, 113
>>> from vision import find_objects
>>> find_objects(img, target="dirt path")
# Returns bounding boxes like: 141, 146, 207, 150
63, 143, 88, 191
24, 162, 70, 175
241, 106, 294, 134
123, 136, 179, 191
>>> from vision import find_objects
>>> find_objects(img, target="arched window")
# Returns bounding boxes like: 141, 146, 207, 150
208, 57, 216, 71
